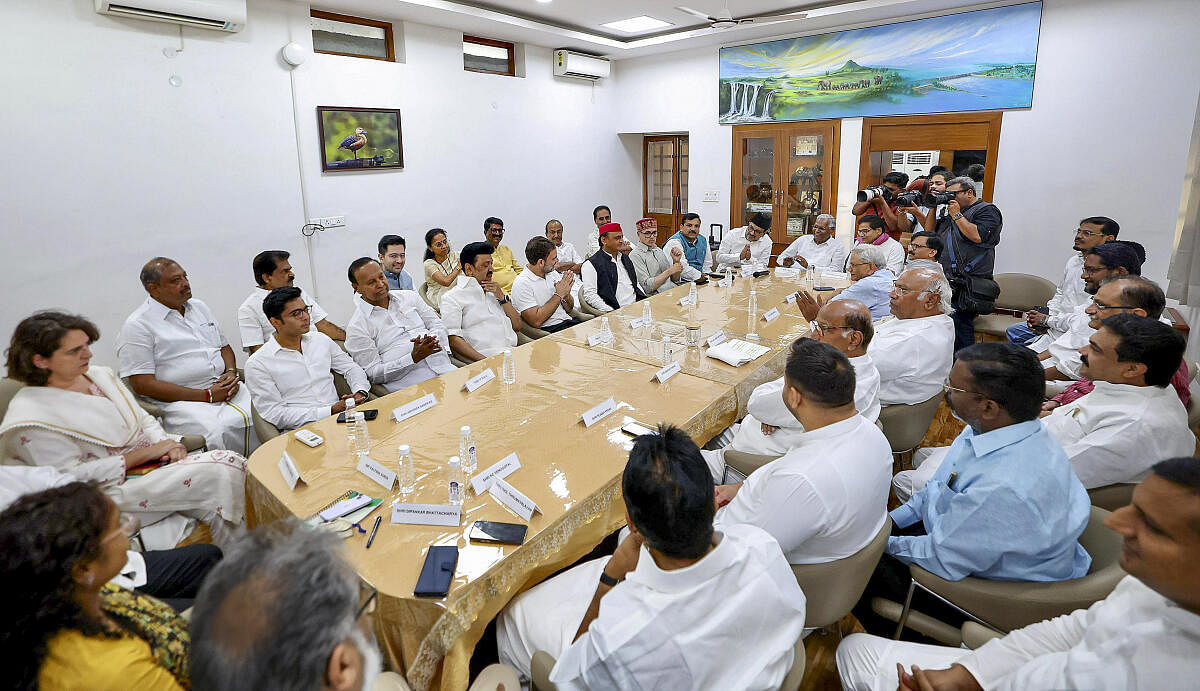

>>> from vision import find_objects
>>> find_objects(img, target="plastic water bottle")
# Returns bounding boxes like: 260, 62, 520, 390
600, 316, 612, 342
661, 336, 672, 365
641, 301, 652, 326
345, 401, 358, 451
747, 290, 760, 340
447, 456, 464, 506
688, 282, 698, 307
502, 349, 516, 385
353, 411, 370, 457
459, 426, 478, 474
397, 444, 415, 496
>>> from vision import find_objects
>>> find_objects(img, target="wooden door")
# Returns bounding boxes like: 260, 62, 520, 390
858, 112, 1002, 200
643, 135, 689, 245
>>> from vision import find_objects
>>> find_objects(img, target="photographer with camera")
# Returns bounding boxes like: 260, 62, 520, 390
935, 176, 1003, 350
852, 172, 915, 241
897, 170, 951, 233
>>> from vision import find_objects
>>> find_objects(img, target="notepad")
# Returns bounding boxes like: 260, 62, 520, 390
705, 339, 770, 367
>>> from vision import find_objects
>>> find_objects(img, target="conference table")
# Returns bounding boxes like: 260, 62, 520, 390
245, 267, 847, 690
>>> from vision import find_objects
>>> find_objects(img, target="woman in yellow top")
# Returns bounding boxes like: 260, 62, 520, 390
422, 227, 459, 309
0, 482, 190, 690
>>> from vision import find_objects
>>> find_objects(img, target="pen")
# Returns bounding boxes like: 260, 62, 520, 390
366, 515, 382, 548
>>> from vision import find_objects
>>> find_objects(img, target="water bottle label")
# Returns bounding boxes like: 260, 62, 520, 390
467, 445, 477, 466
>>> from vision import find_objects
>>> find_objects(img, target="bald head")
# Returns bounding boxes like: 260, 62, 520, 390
139, 256, 179, 288
890, 267, 952, 319
140, 257, 192, 309
815, 299, 873, 356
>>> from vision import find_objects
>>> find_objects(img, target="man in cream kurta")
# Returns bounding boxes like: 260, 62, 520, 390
716, 215, 773, 272
871, 268, 956, 405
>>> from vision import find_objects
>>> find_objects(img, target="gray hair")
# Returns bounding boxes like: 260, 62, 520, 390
850, 245, 887, 269
915, 269, 954, 314
189, 521, 361, 691
815, 213, 835, 228
946, 176, 976, 195
139, 257, 178, 288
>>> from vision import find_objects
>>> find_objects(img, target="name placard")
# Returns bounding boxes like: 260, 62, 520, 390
629, 315, 651, 329
391, 503, 462, 527
470, 452, 521, 495
278, 451, 303, 491
655, 361, 682, 383
741, 265, 755, 278
717, 277, 733, 288
489, 478, 540, 521
678, 295, 696, 306
784, 292, 798, 304
706, 330, 727, 347
392, 393, 437, 423
587, 331, 609, 347
581, 397, 618, 427
357, 455, 396, 491
463, 368, 496, 393
763, 307, 781, 322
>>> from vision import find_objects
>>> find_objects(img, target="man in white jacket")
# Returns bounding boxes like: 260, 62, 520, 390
838, 456, 1200, 691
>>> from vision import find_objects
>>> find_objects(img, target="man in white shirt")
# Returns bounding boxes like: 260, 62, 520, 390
117, 257, 258, 455
344, 257, 455, 393
580, 223, 645, 313
702, 300, 881, 477
244, 287, 370, 431
497, 425, 806, 688
838, 456, 1200, 691
712, 339, 893, 565
1011, 216, 1118, 346
662, 213, 713, 282
853, 215, 906, 275
237, 250, 344, 354
440, 242, 522, 362
545, 219, 583, 274
872, 268, 956, 405
512, 236, 579, 333
716, 212, 773, 271
779, 213, 848, 272
585, 205, 611, 258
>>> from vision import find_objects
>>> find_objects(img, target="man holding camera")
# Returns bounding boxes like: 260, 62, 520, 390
851, 171, 914, 241
935, 176, 1003, 350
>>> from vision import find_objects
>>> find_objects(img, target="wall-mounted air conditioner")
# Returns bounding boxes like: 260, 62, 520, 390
553, 50, 610, 81
95, 0, 247, 32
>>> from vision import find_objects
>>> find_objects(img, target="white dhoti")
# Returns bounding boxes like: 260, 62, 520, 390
159, 385, 259, 455
496, 557, 608, 679
837, 633, 968, 691
892, 446, 949, 503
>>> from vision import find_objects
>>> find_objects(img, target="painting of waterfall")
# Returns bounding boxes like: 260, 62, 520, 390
719, 2, 1041, 124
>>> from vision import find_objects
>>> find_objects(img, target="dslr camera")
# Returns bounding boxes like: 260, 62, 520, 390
894, 190, 923, 208
924, 190, 955, 206
857, 185, 893, 203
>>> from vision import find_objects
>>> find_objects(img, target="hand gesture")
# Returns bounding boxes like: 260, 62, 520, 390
1026, 310, 1048, 328
714, 483, 741, 509
781, 256, 795, 267
209, 377, 237, 403
480, 280, 505, 301
670, 247, 683, 263
670, 260, 685, 277
410, 335, 442, 363
740, 245, 752, 260
795, 290, 820, 321
761, 423, 779, 436
607, 531, 645, 580
554, 271, 574, 297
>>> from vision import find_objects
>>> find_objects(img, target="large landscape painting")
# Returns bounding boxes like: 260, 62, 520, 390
719, 2, 1041, 123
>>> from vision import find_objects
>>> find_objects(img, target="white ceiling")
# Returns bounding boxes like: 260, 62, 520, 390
309, 0, 1018, 58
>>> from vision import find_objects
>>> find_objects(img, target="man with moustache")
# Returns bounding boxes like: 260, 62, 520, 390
580, 223, 645, 313
440, 241, 523, 362
482, 217, 523, 295
662, 213, 713, 282
871, 268, 956, 405
237, 250, 344, 354
852, 215, 905, 275
585, 205, 612, 258
544, 219, 583, 274
778, 214, 847, 272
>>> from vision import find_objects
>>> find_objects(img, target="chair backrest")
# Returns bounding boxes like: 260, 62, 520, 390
1088, 483, 1134, 512
417, 282, 439, 313
0, 378, 25, 421
778, 634, 807, 691
790, 520, 890, 629
993, 273, 1057, 311
251, 405, 282, 442
723, 449, 781, 477
877, 393, 942, 453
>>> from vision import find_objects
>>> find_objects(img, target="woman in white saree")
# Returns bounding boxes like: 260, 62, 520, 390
1, 312, 246, 549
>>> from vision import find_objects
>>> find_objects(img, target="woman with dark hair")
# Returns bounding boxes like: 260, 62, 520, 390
0, 311, 246, 549
422, 228, 459, 308
0, 482, 190, 690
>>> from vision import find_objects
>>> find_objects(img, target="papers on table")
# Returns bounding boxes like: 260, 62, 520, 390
774, 267, 801, 278
706, 339, 771, 367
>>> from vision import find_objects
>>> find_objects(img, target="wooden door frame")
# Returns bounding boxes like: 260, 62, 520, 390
642, 134, 688, 245
858, 111, 1003, 199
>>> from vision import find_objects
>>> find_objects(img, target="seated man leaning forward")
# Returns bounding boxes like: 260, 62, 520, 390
511, 236, 580, 334
871, 268, 956, 405
497, 425, 806, 689
440, 241, 523, 362
117, 257, 257, 455
702, 299, 881, 477
244, 287, 370, 432
838, 456, 1200, 691
711, 339, 893, 565
237, 250, 344, 354
344, 257, 455, 393
796, 244, 894, 321
580, 223, 646, 314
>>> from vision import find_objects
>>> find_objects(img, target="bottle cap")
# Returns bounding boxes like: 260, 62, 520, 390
398, 444, 410, 454
504, 349, 512, 355
448, 456, 460, 467
461, 425, 471, 435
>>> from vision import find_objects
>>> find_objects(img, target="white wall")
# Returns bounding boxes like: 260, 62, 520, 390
0, 0, 627, 364
611, 0, 1200, 283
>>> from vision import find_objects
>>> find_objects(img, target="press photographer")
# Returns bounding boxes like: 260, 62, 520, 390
933, 176, 1003, 350
851, 171, 914, 240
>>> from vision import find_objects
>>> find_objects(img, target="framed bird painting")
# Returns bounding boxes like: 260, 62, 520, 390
317, 106, 403, 171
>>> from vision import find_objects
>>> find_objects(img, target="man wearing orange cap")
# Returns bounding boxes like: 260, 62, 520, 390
581, 223, 646, 313
629, 218, 686, 295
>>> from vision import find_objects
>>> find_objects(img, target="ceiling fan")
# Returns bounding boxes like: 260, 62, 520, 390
676, 3, 808, 30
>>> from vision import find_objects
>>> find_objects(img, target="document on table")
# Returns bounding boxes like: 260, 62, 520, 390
774, 267, 801, 278
705, 339, 771, 367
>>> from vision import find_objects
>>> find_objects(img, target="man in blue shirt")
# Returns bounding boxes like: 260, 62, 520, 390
378, 234, 414, 290
796, 245, 895, 322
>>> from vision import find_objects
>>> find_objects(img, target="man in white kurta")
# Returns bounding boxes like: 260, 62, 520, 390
345, 259, 455, 393
545, 219, 583, 274
439, 243, 522, 361
871, 268, 956, 405
1016, 218, 1117, 347
712, 339, 892, 564
838, 459, 1200, 691
779, 214, 847, 272
497, 426, 806, 689
117, 258, 257, 455
236, 250, 344, 353
716, 217, 773, 272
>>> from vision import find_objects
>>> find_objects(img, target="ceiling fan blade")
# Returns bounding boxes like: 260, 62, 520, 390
739, 14, 807, 25
675, 6, 717, 21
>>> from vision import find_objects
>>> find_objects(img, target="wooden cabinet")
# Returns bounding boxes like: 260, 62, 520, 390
730, 121, 840, 258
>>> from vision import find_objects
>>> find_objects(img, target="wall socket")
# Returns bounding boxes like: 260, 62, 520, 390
703, 191, 720, 203
309, 215, 346, 228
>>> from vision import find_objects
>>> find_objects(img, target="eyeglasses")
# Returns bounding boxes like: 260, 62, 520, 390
810, 320, 854, 334
1091, 300, 1137, 311
355, 582, 378, 620
1075, 228, 1106, 237
892, 284, 924, 296
287, 305, 312, 319
1081, 266, 1107, 275
942, 382, 987, 398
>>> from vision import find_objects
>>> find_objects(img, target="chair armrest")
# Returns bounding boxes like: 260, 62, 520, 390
522, 323, 552, 340
138, 399, 165, 418
369, 384, 391, 399
531, 651, 558, 691
961, 621, 1003, 650
568, 307, 594, 322
181, 435, 207, 452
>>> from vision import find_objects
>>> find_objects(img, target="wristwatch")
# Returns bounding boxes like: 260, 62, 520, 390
598, 571, 622, 587
497, 295, 510, 305
952, 213, 965, 221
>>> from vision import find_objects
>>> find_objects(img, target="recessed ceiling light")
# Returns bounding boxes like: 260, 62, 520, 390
601, 16, 672, 33
535, 0, 552, 3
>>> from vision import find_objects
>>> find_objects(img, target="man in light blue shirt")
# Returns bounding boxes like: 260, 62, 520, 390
831, 245, 895, 320
378, 234, 414, 290
888, 342, 1092, 582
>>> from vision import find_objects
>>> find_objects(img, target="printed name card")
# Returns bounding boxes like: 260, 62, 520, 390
392, 393, 437, 423
320, 494, 372, 522
741, 265, 755, 278
489, 478, 540, 521
470, 452, 521, 494
391, 503, 462, 527
706, 330, 727, 347
763, 307, 781, 322
581, 397, 618, 427
587, 331, 609, 347
655, 361, 682, 384
357, 455, 397, 491
784, 292, 798, 304
717, 277, 733, 288
463, 368, 496, 393
278, 451, 303, 491
629, 315, 651, 329
678, 295, 695, 306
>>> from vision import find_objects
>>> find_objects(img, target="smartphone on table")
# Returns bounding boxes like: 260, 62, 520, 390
468, 521, 528, 545
337, 409, 378, 423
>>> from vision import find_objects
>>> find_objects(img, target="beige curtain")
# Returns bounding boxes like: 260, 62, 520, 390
1166, 88, 1200, 305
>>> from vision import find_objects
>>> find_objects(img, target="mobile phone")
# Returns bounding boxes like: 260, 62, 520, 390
414, 545, 458, 597
813, 286, 835, 291
621, 421, 656, 437
337, 409, 378, 423
753, 270, 770, 278
693, 277, 709, 286
469, 521, 527, 545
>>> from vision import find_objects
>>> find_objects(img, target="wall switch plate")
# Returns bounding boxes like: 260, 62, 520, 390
308, 216, 347, 228
703, 191, 720, 203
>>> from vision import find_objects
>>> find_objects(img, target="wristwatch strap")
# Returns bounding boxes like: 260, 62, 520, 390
598, 571, 621, 587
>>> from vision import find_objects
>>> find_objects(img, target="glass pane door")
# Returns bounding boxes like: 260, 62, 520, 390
785, 134, 825, 239
678, 139, 689, 213
740, 136, 775, 229
646, 140, 675, 214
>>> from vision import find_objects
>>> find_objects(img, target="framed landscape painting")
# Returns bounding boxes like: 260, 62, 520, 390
317, 106, 403, 171
719, 2, 1042, 123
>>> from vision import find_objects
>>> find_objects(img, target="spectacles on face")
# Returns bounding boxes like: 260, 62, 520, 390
356, 582, 378, 620
942, 382, 986, 398
810, 320, 853, 335
103, 513, 141, 543
287, 305, 311, 320
908, 243, 928, 253
1081, 265, 1108, 276
1091, 300, 1137, 311
1075, 228, 1106, 238
892, 283, 924, 296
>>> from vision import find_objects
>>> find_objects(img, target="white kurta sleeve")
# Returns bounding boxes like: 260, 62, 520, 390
236, 302, 267, 350
746, 378, 803, 429
116, 320, 158, 378
244, 357, 327, 430
778, 237, 805, 263
331, 344, 371, 394
345, 320, 415, 384
413, 295, 452, 351
828, 242, 848, 272
717, 475, 825, 556
956, 603, 1091, 688
580, 262, 613, 313
11, 428, 127, 487
884, 242, 906, 274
